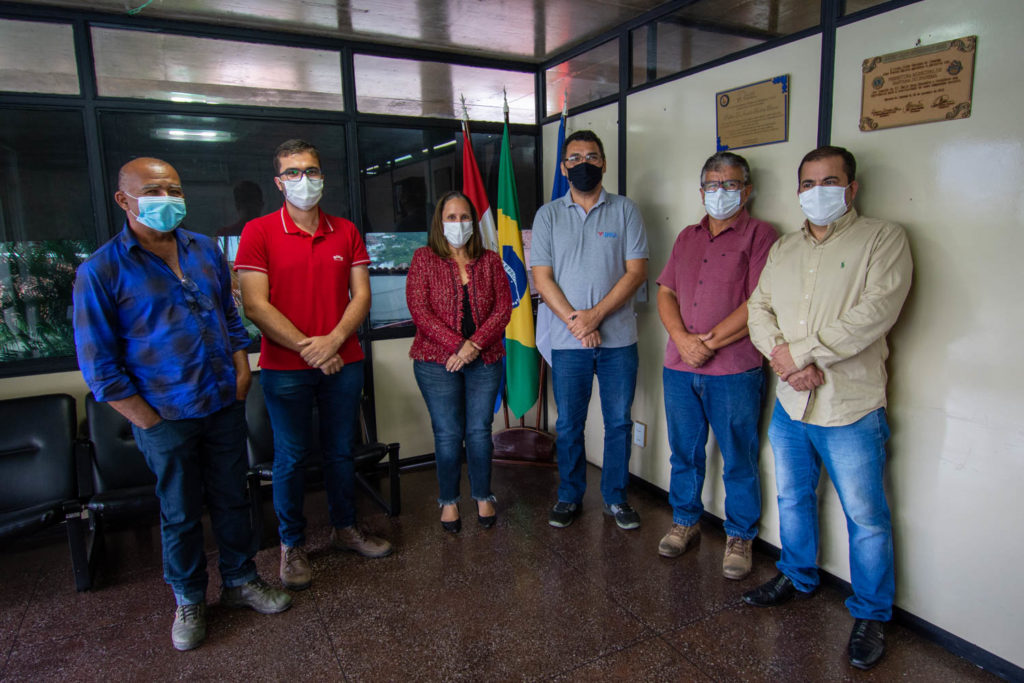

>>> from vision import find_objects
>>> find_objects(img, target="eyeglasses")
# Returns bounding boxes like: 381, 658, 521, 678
180, 277, 214, 312
278, 167, 323, 181
701, 180, 746, 192
563, 153, 603, 167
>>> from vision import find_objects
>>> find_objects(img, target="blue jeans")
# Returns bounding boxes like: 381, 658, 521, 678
413, 359, 503, 505
132, 401, 257, 606
261, 363, 363, 548
551, 344, 638, 505
769, 400, 895, 620
663, 366, 765, 539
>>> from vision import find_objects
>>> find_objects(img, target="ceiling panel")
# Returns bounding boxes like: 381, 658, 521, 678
13, 0, 669, 62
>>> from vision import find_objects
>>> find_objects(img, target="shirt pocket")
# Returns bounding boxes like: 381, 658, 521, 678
705, 250, 749, 283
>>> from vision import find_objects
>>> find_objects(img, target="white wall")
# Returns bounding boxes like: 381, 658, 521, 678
625, 34, 822, 547
829, 0, 1024, 666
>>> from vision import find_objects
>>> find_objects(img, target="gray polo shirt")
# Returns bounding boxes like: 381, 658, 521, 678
530, 190, 649, 350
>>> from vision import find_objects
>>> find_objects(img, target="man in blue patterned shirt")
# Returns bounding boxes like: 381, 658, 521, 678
73, 157, 291, 651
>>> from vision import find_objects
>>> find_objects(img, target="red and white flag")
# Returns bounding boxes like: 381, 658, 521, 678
461, 118, 499, 252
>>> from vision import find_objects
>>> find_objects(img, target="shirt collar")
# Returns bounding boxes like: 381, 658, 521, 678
698, 208, 752, 238
560, 188, 608, 211
279, 206, 333, 236
119, 222, 193, 252
801, 207, 859, 244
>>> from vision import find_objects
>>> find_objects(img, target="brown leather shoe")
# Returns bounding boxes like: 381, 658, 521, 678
279, 544, 311, 590
722, 536, 753, 580
658, 523, 700, 558
330, 526, 393, 558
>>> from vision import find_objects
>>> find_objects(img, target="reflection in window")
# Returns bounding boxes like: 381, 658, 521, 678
631, 0, 819, 86
91, 28, 344, 110
0, 109, 94, 364
359, 125, 537, 330
545, 40, 619, 117
99, 112, 350, 342
0, 19, 79, 95
354, 54, 535, 124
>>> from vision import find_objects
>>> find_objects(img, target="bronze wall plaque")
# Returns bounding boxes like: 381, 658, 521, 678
860, 35, 976, 132
716, 75, 789, 151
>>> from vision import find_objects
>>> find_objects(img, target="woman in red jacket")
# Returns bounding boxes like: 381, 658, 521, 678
407, 191, 512, 533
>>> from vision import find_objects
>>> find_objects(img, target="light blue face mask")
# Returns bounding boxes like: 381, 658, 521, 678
127, 193, 187, 232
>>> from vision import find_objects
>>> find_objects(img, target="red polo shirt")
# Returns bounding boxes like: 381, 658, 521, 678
234, 206, 370, 370
656, 210, 777, 375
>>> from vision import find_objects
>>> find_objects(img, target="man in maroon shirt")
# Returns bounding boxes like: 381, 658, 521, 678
655, 152, 777, 580
235, 139, 392, 592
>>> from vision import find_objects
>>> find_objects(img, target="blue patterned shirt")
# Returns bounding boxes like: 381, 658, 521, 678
73, 225, 250, 420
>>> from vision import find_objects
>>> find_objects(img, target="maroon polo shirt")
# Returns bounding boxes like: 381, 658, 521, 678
656, 209, 777, 375
234, 206, 370, 370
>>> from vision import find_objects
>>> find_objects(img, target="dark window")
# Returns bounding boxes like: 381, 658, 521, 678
0, 108, 94, 364
359, 125, 537, 331
99, 112, 350, 342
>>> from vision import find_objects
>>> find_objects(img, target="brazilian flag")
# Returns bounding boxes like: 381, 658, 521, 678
497, 123, 539, 418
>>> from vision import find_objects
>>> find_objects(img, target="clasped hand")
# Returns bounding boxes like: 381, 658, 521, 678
675, 331, 715, 368
445, 340, 480, 372
298, 334, 344, 375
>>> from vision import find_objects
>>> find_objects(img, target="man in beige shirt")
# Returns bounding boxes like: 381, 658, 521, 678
743, 146, 912, 671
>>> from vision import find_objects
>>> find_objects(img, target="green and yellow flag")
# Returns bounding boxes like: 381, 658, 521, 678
497, 122, 539, 418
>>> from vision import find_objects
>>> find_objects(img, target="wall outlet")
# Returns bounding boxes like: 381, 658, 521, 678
632, 420, 647, 448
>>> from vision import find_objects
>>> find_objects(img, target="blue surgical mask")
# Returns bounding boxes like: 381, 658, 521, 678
703, 188, 743, 220
127, 193, 187, 232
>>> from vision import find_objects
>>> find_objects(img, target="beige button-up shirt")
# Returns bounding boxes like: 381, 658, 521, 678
747, 209, 913, 426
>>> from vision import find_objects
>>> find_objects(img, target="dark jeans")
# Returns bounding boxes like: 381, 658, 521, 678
663, 366, 765, 539
551, 343, 639, 505
413, 359, 503, 505
132, 400, 257, 606
260, 362, 363, 548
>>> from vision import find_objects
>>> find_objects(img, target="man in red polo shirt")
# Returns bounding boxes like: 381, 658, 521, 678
236, 139, 392, 591
655, 152, 777, 580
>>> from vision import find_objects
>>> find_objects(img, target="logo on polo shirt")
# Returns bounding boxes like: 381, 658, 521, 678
597, 231, 618, 238
333, 255, 345, 262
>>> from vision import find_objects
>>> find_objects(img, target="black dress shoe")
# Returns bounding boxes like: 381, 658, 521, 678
441, 518, 461, 533
477, 513, 497, 529
742, 572, 815, 607
848, 618, 885, 670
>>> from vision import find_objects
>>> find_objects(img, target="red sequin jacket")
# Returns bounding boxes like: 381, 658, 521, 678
406, 246, 512, 365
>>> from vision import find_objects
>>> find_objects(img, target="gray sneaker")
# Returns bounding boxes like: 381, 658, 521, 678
221, 577, 293, 614
331, 526, 393, 558
658, 523, 700, 558
171, 602, 206, 651
603, 502, 641, 530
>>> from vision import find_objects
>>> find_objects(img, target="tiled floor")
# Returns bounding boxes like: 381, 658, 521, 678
0, 463, 997, 681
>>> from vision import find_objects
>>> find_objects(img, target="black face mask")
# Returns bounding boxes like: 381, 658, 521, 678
567, 162, 603, 192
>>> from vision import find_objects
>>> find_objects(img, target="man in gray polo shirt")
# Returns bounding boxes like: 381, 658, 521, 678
530, 129, 649, 530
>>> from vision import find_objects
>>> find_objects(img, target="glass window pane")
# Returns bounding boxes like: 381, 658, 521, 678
545, 40, 619, 117
99, 112, 350, 341
631, 0, 819, 86
844, 0, 894, 14
0, 20, 78, 95
358, 125, 537, 330
354, 54, 535, 124
0, 108, 94, 364
91, 28, 343, 110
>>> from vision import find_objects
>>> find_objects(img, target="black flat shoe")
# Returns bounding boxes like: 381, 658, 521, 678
441, 518, 461, 533
742, 572, 815, 607
848, 618, 885, 670
477, 513, 497, 529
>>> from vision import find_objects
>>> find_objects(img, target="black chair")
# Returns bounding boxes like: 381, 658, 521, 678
245, 372, 400, 543
0, 393, 90, 591
77, 393, 160, 589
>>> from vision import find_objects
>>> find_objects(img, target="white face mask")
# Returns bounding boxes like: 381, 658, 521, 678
281, 176, 323, 211
443, 220, 474, 248
703, 188, 743, 221
799, 185, 848, 226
